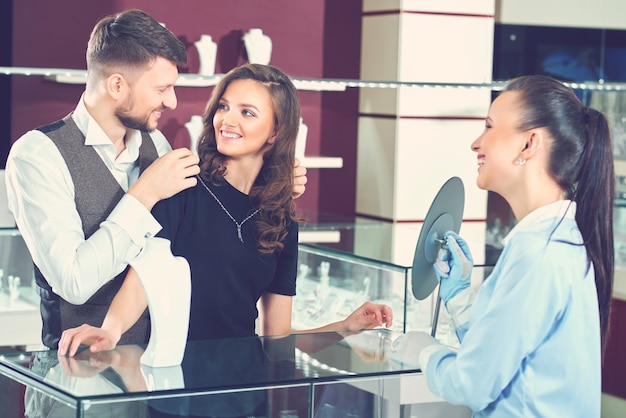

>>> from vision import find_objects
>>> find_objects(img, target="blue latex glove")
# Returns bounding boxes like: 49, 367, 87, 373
432, 231, 474, 303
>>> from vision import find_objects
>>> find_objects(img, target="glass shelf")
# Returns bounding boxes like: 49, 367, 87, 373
300, 156, 342, 169
6, 66, 626, 92
0, 67, 344, 169
0, 66, 349, 92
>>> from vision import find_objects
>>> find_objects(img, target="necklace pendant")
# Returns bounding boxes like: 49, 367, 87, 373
197, 176, 258, 245
237, 225, 244, 243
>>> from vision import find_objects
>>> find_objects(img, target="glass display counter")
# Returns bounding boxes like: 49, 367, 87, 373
613, 170, 626, 300
296, 217, 490, 347
294, 242, 425, 335
0, 229, 41, 349
0, 330, 470, 418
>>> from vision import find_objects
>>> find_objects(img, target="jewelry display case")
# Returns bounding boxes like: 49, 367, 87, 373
294, 219, 491, 348
294, 242, 428, 335
0, 228, 40, 349
612, 162, 626, 300
1, 215, 487, 351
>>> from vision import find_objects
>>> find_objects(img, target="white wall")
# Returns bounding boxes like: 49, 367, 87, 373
497, 0, 626, 29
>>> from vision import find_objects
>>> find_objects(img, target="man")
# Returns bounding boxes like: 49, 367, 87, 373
5, 9, 307, 349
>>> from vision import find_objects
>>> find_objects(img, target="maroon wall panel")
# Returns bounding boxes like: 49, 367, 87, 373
318, 1, 362, 218
10, 0, 363, 216
602, 298, 626, 399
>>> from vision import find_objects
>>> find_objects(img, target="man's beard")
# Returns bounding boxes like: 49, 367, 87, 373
115, 110, 154, 133
115, 96, 157, 133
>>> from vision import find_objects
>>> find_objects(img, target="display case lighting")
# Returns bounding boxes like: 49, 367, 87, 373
3, 66, 626, 92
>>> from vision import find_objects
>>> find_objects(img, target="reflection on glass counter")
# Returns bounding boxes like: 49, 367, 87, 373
0, 330, 471, 418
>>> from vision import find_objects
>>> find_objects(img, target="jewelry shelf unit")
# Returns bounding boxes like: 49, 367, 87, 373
4, 66, 626, 298
2, 66, 348, 169
7, 67, 626, 164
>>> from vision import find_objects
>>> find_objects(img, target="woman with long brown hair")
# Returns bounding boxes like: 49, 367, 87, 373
59, 64, 392, 353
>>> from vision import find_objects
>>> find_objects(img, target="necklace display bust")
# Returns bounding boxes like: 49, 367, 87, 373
194, 34, 217, 76
242, 28, 272, 65
130, 237, 191, 367
295, 117, 308, 160
185, 115, 204, 154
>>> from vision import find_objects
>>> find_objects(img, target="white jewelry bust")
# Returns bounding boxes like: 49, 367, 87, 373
295, 117, 308, 160
194, 34, 217, 76
130, 237, 191, 367
242, 28, 272, 65
185, 115, 204, 154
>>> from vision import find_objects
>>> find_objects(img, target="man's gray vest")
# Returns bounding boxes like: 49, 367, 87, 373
35, 113, 158, 349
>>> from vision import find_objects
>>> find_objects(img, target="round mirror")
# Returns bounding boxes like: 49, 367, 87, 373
411, 177, 464, 300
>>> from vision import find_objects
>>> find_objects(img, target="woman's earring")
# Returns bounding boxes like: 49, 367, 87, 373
516, 156, 526, 166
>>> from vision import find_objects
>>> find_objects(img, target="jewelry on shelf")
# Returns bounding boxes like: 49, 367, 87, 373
296, 263, 309, 293
197, 176, 260, 243
361, 276, 371, 297
194, 34, 217, 76
8, 275, 20, 301
242, 28, 272, 65
295, 117, 308, 160
184, 115, 203, 154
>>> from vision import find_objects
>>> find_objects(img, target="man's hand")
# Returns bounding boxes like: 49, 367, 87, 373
58, 324, 121, 357
293, 158, 308, 199
129, 148, 200, 210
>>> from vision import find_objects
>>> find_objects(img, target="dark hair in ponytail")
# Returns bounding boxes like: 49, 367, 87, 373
505, 75, 614, 347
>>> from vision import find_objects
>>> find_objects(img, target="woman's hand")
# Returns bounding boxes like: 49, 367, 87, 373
57, 324, 121, 357
342, 301, 393, 332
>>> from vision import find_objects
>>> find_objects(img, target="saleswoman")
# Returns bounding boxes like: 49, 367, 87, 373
395, 74, 613, 418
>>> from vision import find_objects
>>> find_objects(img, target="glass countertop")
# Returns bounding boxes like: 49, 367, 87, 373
0, 330, 419, 404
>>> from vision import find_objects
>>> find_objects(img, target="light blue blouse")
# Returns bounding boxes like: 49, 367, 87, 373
425, 200, 601, 417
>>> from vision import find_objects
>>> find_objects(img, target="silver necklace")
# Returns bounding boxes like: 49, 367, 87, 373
197, 176, 260, 243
